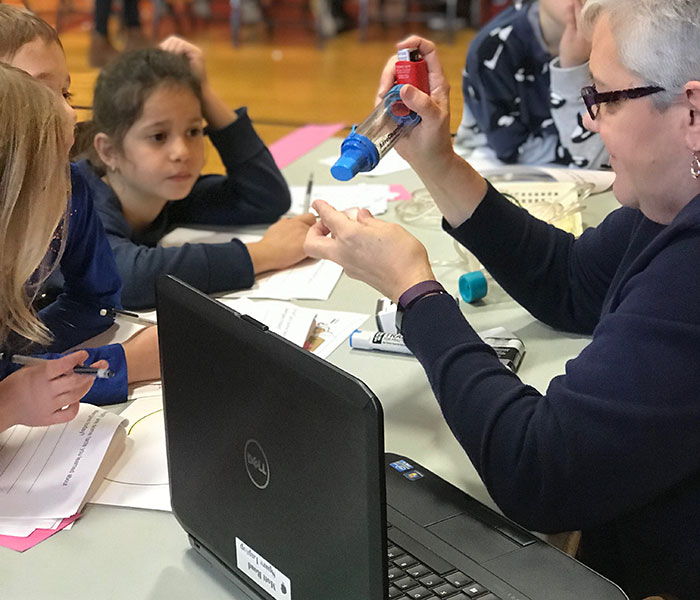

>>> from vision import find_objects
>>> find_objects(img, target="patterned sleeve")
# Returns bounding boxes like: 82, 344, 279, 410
548, 58, 610, 169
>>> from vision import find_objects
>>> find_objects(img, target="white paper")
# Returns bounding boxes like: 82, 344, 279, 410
90, 390, 171, 512
217, 299, 368, 359
217, 298, 315, 348
161, 226, 344, 302
222, 257, 343, 301
133, 299, 365, 359
321, 148, 411, 176
287, 183, 393, 216
0, 517, 64, 537
303, 307, 369, 359
0, 405, 126, 519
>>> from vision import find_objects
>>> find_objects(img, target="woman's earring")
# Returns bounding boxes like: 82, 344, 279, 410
692, 153, 700, 179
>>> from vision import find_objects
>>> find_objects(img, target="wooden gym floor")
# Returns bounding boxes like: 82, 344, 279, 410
4, 0, 477, 171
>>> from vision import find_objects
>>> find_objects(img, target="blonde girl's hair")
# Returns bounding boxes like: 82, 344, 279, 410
0, 63, 70, 347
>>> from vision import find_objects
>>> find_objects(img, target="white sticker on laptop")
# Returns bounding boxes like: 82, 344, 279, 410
236, 537, 292, 600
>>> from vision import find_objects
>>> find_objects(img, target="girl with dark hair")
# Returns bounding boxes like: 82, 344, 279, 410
76, 36, 314, 309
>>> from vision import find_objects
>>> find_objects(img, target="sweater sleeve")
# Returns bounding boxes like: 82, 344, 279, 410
548, 58, 610, 169
444, 183, 636, 333
169, 107, 291, 226
39, 165, 122, 351
101, 209, 255, 309
402, 237, 700, 533
1, 344, 129, 406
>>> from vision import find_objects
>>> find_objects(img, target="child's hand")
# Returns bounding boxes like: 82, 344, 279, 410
159, 35, 208, 84
0, 351, 102, 431
558, 0, 591, 68
122, 325, 161, 385
247, 213, 317, 274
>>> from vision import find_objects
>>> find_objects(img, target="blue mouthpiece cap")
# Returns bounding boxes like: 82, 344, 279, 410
331, 129, 379, 181
459, 270, 488, 303
331, 148, 369, 181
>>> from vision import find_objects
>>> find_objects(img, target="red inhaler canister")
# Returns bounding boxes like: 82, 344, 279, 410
392, 48, 430, 117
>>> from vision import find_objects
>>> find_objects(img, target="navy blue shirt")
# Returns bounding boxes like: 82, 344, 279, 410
403, 184, 700, 599
81, 107, 291, 309
1, 164, 128, 405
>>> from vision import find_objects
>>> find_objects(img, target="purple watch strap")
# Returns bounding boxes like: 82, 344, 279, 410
398, 280, 447, 311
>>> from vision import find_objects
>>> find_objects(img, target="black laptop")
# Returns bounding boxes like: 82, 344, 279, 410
156, 275, 628, 600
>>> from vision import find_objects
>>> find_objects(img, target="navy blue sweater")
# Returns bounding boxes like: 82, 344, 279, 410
402, 184, 700, 599
1, 164, 128, 405
81, 108, 291, 309
458, 1, 607, 169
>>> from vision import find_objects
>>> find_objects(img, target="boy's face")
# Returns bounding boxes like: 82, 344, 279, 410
5, 38, 76, 147
539, 0, 571, 27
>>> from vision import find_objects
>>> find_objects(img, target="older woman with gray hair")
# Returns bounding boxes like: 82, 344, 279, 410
304, 1, 700, 597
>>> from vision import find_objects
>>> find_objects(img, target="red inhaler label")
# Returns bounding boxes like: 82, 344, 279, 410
395, 59, 429, 94
392, 57, 429, 117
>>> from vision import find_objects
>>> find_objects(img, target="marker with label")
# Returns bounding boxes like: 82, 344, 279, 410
480, 328, 526, 372
349, 330, 412, 355
350, 327, 526, 372
0, 353, 115, 379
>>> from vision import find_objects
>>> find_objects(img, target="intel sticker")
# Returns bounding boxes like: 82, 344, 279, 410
236, 537, 291, 600
390, 460, 413, 472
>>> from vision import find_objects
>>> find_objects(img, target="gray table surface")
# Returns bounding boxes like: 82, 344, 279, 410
0, 139, 619, 600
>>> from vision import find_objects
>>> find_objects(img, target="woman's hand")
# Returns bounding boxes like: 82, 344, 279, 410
374, 35, 489, 228
304, 200, 435, 301
0, 351, 103, 431
247, 213, 317, 274
376, 36, 455, 174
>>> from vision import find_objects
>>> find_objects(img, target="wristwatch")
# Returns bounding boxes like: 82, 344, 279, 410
395, 280, 448, 334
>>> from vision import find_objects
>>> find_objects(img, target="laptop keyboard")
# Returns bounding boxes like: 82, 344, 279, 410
387, 528, 502, 600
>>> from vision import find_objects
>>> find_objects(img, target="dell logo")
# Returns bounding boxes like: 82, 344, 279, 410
244, 439, 270, 489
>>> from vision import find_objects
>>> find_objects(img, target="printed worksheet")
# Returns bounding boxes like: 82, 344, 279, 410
0, 405, 126, 519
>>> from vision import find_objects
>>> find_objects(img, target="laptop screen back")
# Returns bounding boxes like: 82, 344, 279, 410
157, 276, 387, 600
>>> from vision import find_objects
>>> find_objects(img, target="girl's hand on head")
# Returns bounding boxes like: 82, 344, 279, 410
558, 0, 591, 68
375, 36, 455, 174
247, 213, 317, 274
0, 351, 99, 432
304, 199, 435, 301
159, 36, 208, 84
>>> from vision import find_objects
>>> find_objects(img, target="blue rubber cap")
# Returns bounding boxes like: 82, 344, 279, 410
459, 271, 488, 303
331, 148, 369, 181
331, 130, 379, 181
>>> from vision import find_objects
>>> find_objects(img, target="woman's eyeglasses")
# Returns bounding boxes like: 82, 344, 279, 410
580, 84, 665, 120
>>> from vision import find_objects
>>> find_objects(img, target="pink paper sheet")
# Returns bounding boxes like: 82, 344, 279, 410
269, 123, 345, 169
0, 513, 81, 552
389, 184, 411, 201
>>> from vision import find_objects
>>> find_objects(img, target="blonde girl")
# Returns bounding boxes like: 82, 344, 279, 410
0, 64, 106, 431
